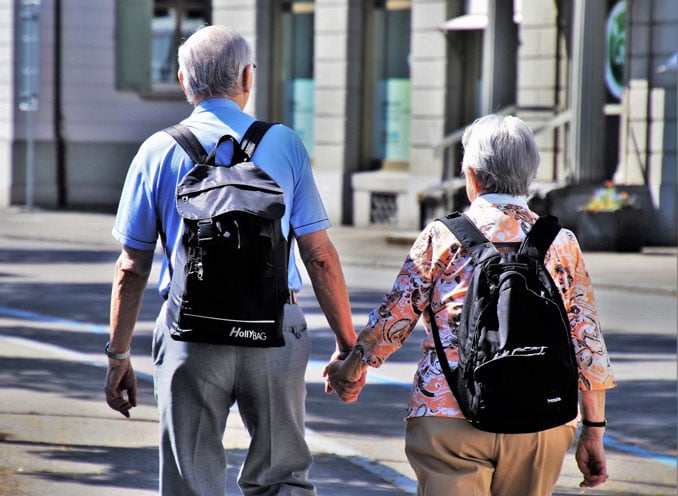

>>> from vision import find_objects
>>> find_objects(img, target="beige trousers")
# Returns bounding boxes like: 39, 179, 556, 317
405, 417, 576, 496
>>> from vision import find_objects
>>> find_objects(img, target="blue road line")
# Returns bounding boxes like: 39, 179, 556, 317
310, 360, 678, 468
3, 307, 676, 468
0, 306, 109, 334
602, 435, 677, 467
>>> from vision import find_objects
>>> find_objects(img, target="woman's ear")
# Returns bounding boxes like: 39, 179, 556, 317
465, 167, 481, 201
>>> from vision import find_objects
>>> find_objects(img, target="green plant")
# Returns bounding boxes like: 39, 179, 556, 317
581, 181, 635, 212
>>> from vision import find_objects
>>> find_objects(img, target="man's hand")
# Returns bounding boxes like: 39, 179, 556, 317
104, 357, 137, 418
575, 428, 609, 488
323, 352, 367, 403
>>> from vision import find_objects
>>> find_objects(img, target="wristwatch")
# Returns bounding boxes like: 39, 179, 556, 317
105, 341, 130, 360
582, 418, 607, 428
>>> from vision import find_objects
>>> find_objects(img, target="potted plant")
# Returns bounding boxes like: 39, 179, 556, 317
576, 181, 644, 252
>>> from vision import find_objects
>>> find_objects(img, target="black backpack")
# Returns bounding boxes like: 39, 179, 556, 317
430, 212, 578, 433
162, 121, 289, 347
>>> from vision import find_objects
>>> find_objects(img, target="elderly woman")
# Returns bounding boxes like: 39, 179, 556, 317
326, 114, 615, 496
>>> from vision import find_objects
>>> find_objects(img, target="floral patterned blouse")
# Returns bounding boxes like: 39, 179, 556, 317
356, 194, 616, 419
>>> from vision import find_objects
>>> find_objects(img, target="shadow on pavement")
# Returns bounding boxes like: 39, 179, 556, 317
0, 248, 119, 265
2, 439, 157, 490
0, 355, 156, 405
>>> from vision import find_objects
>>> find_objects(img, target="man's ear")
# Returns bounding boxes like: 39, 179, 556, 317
243, 64, 253, 93
178, 69, 187, 94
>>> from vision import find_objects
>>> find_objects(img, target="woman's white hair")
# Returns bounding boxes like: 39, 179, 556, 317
461, 114, 540, 196
177, 25, 252, 104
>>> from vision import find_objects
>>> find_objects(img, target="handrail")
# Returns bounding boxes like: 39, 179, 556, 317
420, 107, 574, 227
434, 105, 517, 157
531, 109, 572, 136
433, 107, 572, 176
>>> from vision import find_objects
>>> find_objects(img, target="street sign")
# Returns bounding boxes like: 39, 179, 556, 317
18, 0, 41, 209
19, 0, 41, 112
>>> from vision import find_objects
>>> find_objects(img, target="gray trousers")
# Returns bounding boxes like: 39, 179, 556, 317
152, 302, 316, 496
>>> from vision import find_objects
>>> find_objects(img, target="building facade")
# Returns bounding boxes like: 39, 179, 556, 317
2, 0, 676, 245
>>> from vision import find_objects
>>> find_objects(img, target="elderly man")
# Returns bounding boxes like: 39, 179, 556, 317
104, 26, 358, 496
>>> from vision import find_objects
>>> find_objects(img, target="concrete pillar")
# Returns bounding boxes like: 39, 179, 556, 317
569, 0, 607, 183
481, 0, 517, 114
410, 0, 448, 178
0, 1, 14, 208
213, 0, 258, 114
404, 0, 449, 228
313, 0, 350, 224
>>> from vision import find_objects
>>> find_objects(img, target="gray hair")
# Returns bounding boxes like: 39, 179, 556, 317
461, 114, 540, 196
177, 26, 253, 104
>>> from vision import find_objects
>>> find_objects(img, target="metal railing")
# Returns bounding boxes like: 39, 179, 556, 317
418, 107, 573, 228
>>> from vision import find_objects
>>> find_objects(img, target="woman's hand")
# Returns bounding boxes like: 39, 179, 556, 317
322, 348, 368, 402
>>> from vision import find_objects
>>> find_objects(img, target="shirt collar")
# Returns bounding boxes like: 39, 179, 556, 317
472, 193, 529, 209
194, 98, 241, 114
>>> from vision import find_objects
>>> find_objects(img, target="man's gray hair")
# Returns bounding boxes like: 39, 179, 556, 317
461, 114, 540, 196
178, 26, 252, 104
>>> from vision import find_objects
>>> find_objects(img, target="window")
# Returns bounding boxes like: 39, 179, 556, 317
116, 0, 211, 95
366, 0, 411, 169
279, 1, 315, 156
152, 1, 211, 84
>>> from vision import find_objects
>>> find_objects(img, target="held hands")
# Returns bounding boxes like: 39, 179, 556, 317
322, 349, 367, 403
575, 428, 609, 488
104, 357, 137, 418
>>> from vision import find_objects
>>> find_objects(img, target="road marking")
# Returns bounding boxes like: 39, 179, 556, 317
0, 306, 109, 334
2, 308, 676, 471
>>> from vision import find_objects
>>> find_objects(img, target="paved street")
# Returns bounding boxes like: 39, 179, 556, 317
0, 209, 676, 495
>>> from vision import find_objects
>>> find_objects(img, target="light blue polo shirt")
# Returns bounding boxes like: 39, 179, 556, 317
113, 98, 331, 296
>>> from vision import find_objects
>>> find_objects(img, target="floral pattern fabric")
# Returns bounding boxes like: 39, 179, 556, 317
356, 194, 616, 419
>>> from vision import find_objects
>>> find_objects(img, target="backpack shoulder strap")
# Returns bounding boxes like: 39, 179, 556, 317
437, 212, 499, 263
164, 124, 208, 164
519, 215, 562, 261
240, 121, 276, 159
428, 306, 457, 395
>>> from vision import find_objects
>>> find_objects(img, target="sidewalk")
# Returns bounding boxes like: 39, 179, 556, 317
0, 208, 676, 495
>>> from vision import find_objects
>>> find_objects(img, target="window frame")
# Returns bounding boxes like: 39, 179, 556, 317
115, 0, 211, 99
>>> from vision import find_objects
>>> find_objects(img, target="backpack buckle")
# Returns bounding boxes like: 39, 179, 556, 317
197, 219, 215, 243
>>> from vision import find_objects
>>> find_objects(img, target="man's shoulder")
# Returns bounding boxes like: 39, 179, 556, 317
139, 127, 182, 154
257, 121, 302, 146
251, 122, 308, 162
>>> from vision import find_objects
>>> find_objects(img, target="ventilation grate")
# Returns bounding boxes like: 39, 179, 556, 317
370, 193, 397, 225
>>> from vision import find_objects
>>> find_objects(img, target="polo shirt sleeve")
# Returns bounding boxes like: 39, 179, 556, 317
284, 128, 331, 237
112, 135, 164, 251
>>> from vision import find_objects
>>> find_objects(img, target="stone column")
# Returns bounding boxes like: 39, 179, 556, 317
405, 0, 449, 228
0, 1, 15, 207
569, 0, 607, 183
213, 0, 259, 114
481, 0, 517, 114
313, 0, 351, 224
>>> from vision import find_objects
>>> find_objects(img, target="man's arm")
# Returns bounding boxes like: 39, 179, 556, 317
104, 245, 154, 418
296, 229, 357, 361
576, 389, 609, 488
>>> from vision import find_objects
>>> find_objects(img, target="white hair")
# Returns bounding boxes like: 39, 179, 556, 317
177, 26, 252, 104
461, 114, 540, 196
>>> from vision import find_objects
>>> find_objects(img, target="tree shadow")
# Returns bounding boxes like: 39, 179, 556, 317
0, 282, 163, 327
3, 441, 408, 494
305, 381, 411, 440
7, 440, 158, 490
0, 354, 155, 404
0, 248, 120, 265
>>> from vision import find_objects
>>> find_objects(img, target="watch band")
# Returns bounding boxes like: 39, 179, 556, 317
582, 418, 607, 428
105, 341, 130, 360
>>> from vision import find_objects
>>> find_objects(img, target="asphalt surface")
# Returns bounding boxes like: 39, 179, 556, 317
0, 207, 676, 495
